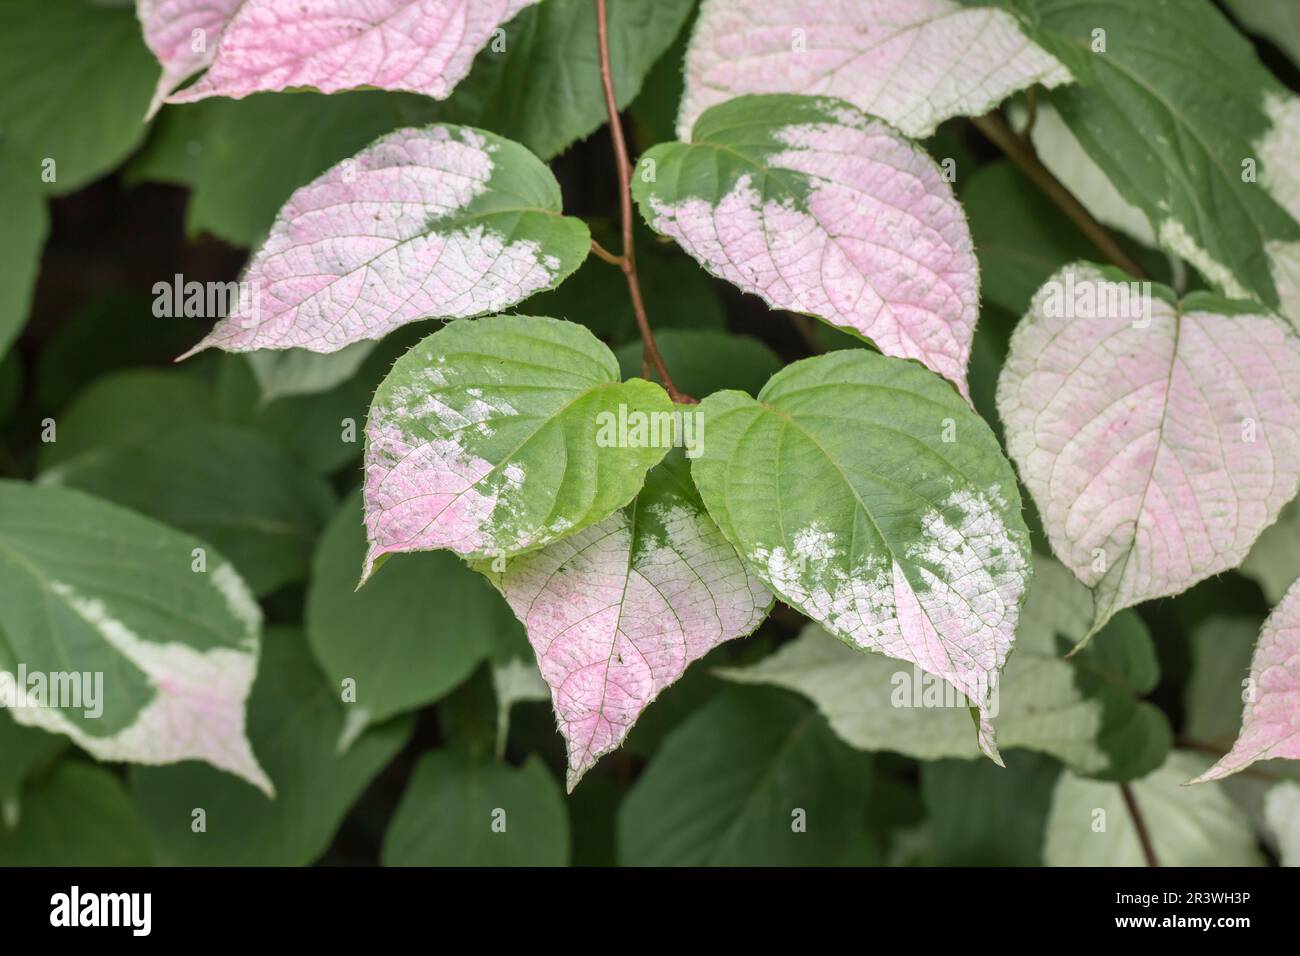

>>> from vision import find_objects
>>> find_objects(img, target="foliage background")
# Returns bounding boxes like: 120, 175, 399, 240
0, 0, 1298, 866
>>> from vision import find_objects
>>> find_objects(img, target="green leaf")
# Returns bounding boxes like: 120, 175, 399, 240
1006, 0, 1300, 322
617, 686, 880, 866
0, 710, 63, 807
691, 348, 1032, 758
382, 751, 569, 866
214, 353, 371, 476
1183, 616, 1258, 749
434, 0, 695, 159
1044, 751, 1265, 866
43, 423, 335, 597
0, 0, 157, 195
723, 558, 1170, 781
246, 344, 376, 404
307, 490, 498, 728
364, 315, 673, 568
921, 750, 1061, 866
132, 628, 413, 866
0, 350, 20, 424
36, 369, 216, 471
615, 330, 782, 398
0, 480, 269, 792
0, 762, 154, 866
1226, 0, 1300, 69
0, 148, 47, 360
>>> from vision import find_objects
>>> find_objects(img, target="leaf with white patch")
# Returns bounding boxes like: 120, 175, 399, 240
723, 557, 1169, 780
136, 0, 245, 117
480, 449, 772, 790
678, 0, 1070, 139
1005, 0, 1300, 323
692, 348, 1033, 761
998, 263, 1300, 637
1190, 579, 1300, 783
635, 94, 980, 395
165, 0, 538, 105
364, 315, 673, 570
180, 124, 590, 356
1045, 752, 1264, 866
0, 481, 270, 795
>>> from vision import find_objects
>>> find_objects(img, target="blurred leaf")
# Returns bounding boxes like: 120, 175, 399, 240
1183, 616, 1258, 748
382, 751, 569, 866
1264, 780, 1300, 867
132, 627, 413, 866
37, 368, 215, 470
45, 423, 334, 596
616, 329, 781, 396
1242, 498, 1300, 604
1044, 751, 1265, 866
0, 149, 46, 360
246, 344, 376, 403
618, 686, 880, 866
921, 750, 1061, 866
0, 762, 154, 866
0, 0, 157, 195
307, 490, 498, 728
0, 710, 63, 806
35, 295, 198, 411
0, 350, 23, 424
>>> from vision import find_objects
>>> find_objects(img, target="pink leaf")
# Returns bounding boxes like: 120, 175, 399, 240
164, 0, 536, 105
635, 95, 978, 397
1190, 580, 1300, 783
679, 0, 1071, 140
178, 125, 589, 356
136, 0, 246, 118
485, 458, 772, 789
998, 263, 1300, 636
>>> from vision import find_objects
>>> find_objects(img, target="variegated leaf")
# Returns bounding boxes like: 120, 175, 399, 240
691, 348, 1033, 761
481, 449, 771, 789
0, 481, 270, 795
634, 94, 979, 396
164, 0, 537, 105
179, 125, 590, 357
998, 263, 1300, 637
678, 0, 1070, 139
136, 0, 245, 117
364, 315, 672, 572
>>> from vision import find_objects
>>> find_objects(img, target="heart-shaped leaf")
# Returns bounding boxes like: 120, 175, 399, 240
1190, 579, 1300, 783
164, 0, 538, 105
998, 263, 1300, 637
364, 315, 672, 572
635, 94, 980, 396
481, 449, 772, 789
691, 348, 1033, 760
179, 124, 590, 357
0, 481, 270, 795
678, 0, 1070, 139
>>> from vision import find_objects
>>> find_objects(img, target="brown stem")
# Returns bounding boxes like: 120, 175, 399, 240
590, 239, 623, 266
1021, 86, 1037, 140
1120, 782, 1161, 868
594, 0, 694, 404
972, 111, 1148, 281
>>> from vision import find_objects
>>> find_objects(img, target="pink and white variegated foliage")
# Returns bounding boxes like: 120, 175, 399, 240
140, 0, 536, 107
634, 95, 979, 397
998, 263, 1300, 638
678, 0, 1071, 139
179, 124, 590, 356
483, 453, 772, 788
1191, 578, 1300, 783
